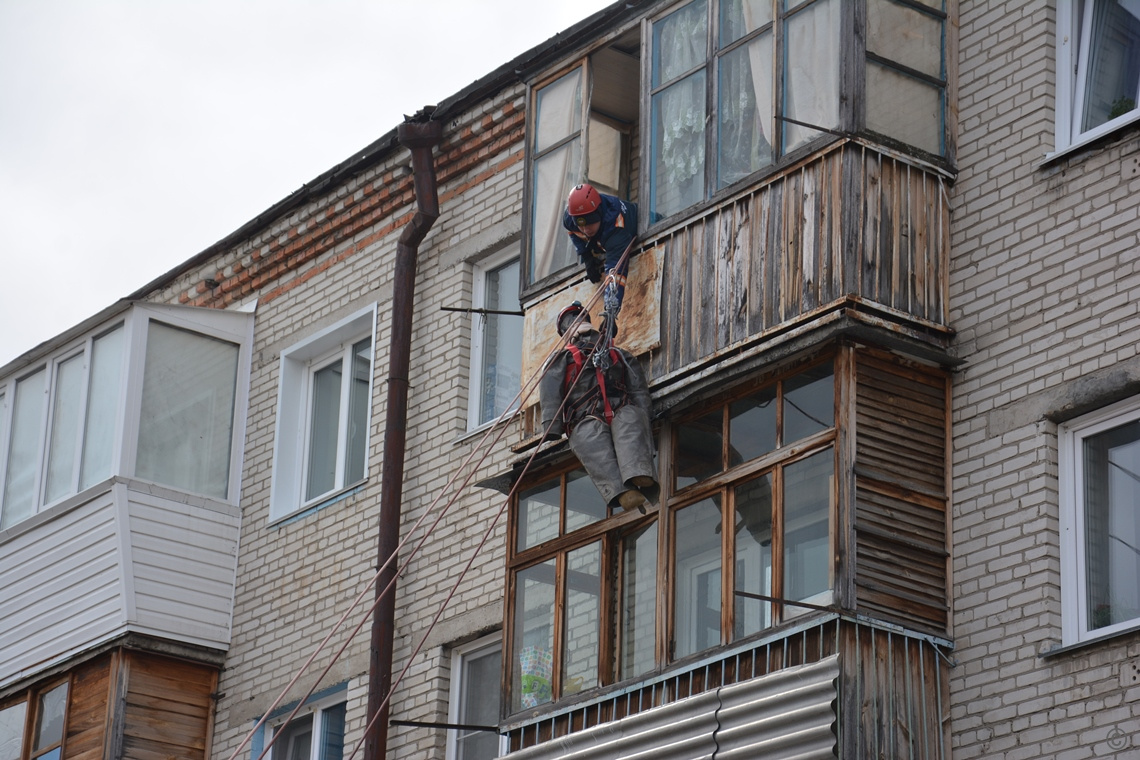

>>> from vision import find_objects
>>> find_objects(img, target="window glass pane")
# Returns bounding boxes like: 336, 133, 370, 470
43, 353, 84, 504
783, 450, 832, 604
562, 542, 601, 695
457, 645, 501, 760
517, 480, 561, 552
343, 338, 371, 487
720, 0, 772, 46
783, 0, 840, 152
530, 140, 581, 282
275, 714, 313, 760
866, 0, 943, 79
675, 409, 723, 489
674, 496, 722, 658
1080, 0, 1140, 134
514, 561, 556, 711
0, 701, 27, 760
620, 522, 658, 679
866, 63, 943, 156
1083, 420, 1140, 630
305, 358, 343, 502
80, 326, 123, 490
783, 362, 834, 444
33, 682, 67, 751
651, 71, 707, 221
534, 69, 582, 153
320, 703, 346, 760
479, 260, 523, 426
2, 368, 46, 529
718, 34, 774, 188
564, 468, 607, 533
729, 385, 777, 462
653, 0, 708, 86
734, 473, 773, 638
136, 322, 238, 499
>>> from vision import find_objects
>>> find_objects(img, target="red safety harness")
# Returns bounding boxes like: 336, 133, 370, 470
563, 344, 624, 426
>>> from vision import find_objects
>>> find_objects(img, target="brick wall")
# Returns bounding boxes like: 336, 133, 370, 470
951, 3, 1140, 758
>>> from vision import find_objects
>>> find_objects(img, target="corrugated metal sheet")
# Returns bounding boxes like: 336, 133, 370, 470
507, 655, 838, 760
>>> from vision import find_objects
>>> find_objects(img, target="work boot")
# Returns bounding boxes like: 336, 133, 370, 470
618, 489, 646, 513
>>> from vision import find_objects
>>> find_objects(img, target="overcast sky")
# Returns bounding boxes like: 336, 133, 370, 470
0, 0, 616, 367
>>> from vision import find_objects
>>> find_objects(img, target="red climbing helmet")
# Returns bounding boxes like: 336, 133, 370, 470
556, 301, 590, 336
567, 184, 602, 217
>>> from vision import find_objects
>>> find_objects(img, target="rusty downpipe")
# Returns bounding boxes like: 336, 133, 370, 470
366, 110, 443, 760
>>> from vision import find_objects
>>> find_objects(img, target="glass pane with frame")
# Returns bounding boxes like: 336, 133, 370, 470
534, 69, 582, 153
720, 0, 772, 46
517, 480, 561, 552
343, 338, 371, 487
514, 561, 556, 711
782, 362, 833, 445
32, 682, 67, 752
620, 522, 658, 680
675, 409, 724, 489
733, 472, 773, 638
305, 357, 344, 501
478, 260, 523, 426
651, 71, 707, 221
136, 322, 238, 499
1083, 419, 1140, 630
674, 496, 722, 658
1079, 0, 1140, 134
319, 702, 346, 760
530, 140, 581, 282
782, 449, 833, 604
729, 384, 777, 463
717, 33, 774, 188
866, 0, 943, 79
562, 542, 602, 695
43, 353, 85, 504
79, 326, 124, 490
456, 644, 500, 760
783, 0, 840, 153
564, 468, 607, 533
653, 0, 708, 87
2, 368, 46, 528
274, 713, 313, 760
0, 701, 27, 760
866, 63, 943, 156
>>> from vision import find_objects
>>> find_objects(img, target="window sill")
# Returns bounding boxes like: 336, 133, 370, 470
1040, 621, 1140, 659
1039, 112, 1140, 169
269, 482, 366, 528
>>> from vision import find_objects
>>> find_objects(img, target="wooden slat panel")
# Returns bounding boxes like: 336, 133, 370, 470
64, 655, 112, 760
121, 652, 217, 760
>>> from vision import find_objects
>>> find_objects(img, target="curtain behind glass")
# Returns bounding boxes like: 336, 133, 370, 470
530, 70, 582, 282
0, 701, 26, 760
784, 0, 840, 152
1084, 421, 1140, 629
136, 322, 238, 499
43, 354, 84, 504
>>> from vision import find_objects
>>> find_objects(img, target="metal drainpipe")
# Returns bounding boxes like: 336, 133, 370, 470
365, 111, 443, 760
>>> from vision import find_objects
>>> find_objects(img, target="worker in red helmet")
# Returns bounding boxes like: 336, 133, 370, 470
539, 301, 659, 512
562, 184, 638, 334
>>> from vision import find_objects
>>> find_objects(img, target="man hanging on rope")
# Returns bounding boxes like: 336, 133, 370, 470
562, 183, 637, 342
539, 301, 659, 512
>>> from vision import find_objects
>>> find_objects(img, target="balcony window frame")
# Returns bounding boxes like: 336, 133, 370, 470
270, 305, 377, 522
0, 677, 71, 760
0, 303, 252, 532
503, 355, 837, 717
447, 633, 506, 760
1055, 0, 1140, 156
1059, 394, 1140, 646
468, 250, 524, 432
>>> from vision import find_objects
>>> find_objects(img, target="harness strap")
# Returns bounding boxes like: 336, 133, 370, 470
563, 345, 623, 430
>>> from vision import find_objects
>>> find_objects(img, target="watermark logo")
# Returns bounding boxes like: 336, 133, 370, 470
1106, 727, 1129, 752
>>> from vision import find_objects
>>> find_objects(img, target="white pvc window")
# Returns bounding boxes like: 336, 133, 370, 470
1056, 0, 1140, 153
271, 307, 376, 521
447, 634, 505, 760
1060, 395, 1140, 645
469, 252, 523, 430
264, 697, 346, 760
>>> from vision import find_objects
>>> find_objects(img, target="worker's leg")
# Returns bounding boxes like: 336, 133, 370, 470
568, 417, 627, 508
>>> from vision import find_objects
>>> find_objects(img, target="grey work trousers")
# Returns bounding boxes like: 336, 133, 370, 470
567, 404, 657, 508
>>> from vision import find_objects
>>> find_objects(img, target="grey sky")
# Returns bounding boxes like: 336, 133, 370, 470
0, 0, 614, 366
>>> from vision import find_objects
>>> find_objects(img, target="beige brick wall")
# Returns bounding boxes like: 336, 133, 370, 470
951, 2, 1140, 758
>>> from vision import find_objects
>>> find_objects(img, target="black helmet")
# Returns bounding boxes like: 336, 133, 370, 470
556, 301, 590, 336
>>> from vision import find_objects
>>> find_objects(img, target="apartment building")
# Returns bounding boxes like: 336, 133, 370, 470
1, 1, 1136, 759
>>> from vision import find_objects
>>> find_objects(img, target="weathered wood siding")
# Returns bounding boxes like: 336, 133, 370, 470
119, 652, 217, 760
853, 350, 950, 635
649, 142, 949, 380
65, 654, 114, 760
